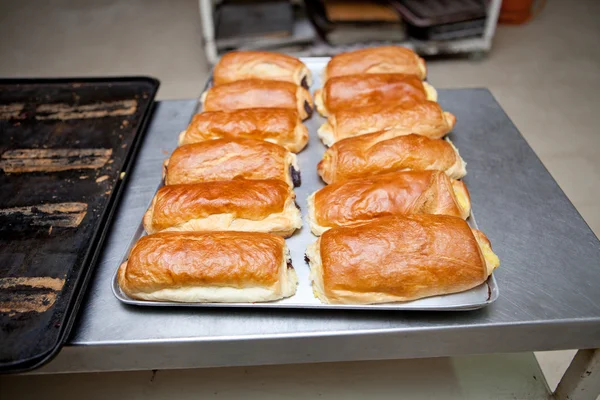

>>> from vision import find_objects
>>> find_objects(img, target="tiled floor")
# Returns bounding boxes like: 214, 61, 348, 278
0, 0, 599, 398
0, 0, 209, 100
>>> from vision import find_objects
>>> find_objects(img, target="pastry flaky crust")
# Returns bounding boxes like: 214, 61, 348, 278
213, 51, 312, 88
201, 79, 314, 120
178, 108, 309, 153
324, 46, 427, 81
308, 170, 471, 235
306, 214, 500, 304
118, 231, 298, 303
164, 139, 300, 188
143, 179, 302, 237
318, 101, 456, 146
318, 132, 466, 184
314, 73, 437, 117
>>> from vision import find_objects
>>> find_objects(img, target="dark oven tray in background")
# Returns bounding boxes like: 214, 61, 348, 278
0, 77, 159, 373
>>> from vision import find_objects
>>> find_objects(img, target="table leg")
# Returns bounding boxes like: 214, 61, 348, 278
482, 0, 502, 51
199, 0, 218, 65
554, 348, 600, 400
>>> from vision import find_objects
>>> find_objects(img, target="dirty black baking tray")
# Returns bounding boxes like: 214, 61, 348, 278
0, 77, 159, 373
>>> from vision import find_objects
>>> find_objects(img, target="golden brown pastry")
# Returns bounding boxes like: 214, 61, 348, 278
118, 231, 297, 302
143, 179, 302, 237
318, 132, 466, 184
324, 46, 427, 81
314, 73, 437, 117
318, 101, 456, 146
201, 79, 314, 120
213, 51, 312, 88
164, 139, 300, 187
178, 108, 308, 153
308, 170, 471, 235
306, 214, 499, 304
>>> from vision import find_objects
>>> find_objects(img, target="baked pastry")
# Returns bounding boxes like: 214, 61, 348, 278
143, 179, 302, 237
306, 214, 499, 304
314, 73, 437, 117
118, 231, 297, 302
318, 101, 456, 146
308, 170, 470, 235
318, 132, 466, 184
179, 108, 308, 153
201, 79, 314, 120
213, 51, 312, 88
324, 46, 427, 81
164, 139, 300, 187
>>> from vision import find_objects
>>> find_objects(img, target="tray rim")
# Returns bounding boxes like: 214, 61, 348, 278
110, 59, 499, 311
112, 273, 498, 311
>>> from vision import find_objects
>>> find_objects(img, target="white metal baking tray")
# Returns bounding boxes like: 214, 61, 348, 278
112, 57, 499, 311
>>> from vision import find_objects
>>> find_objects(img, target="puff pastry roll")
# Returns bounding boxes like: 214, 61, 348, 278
306, 214, 499, 304
143, 179, 302, 237
179, 108, 308, 153
318, 101, 456, 146
201, 79, 314, 120
318, 132, 466, 184
118, 231, 298, 303
213, 51, 312, 88
308, 171, 471, 235
315, 73, 437, 117
164, 139, 300, 187
324, 46, 427, 81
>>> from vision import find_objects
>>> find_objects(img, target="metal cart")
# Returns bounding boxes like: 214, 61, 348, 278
198, 0, 502, 64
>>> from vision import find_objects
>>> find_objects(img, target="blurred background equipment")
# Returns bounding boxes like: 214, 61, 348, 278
391, 0, 487, 41
498, 0, 546, 25
306, 0, 406, 45
214, 0, 315, 52
199, 0, 502, 64
216, 1, 294, 44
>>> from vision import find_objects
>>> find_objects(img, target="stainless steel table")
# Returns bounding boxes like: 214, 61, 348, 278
39, 90, 600, 373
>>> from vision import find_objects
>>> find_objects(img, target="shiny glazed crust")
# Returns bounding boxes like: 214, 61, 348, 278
143, 180, 302, 236
308, 170, 471, 235
118, 231, 297, 303
213, 51, 312, 87
314, 73, 437, 117
307, 214, 499, 304
324, 46, 427, 81
318, 101, 456, 146
317, 133, 466, 184
178, 108, 308, 153
202, 79, 314, 120
164, 139, 299, 187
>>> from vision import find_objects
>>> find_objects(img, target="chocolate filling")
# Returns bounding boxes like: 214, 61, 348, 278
304, 254, 310, 265
300, 76, 309, 90
287, 260, 294, 270
294, 200, 301, 211
290, 165, 301, 187
303, 100, 313, 118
